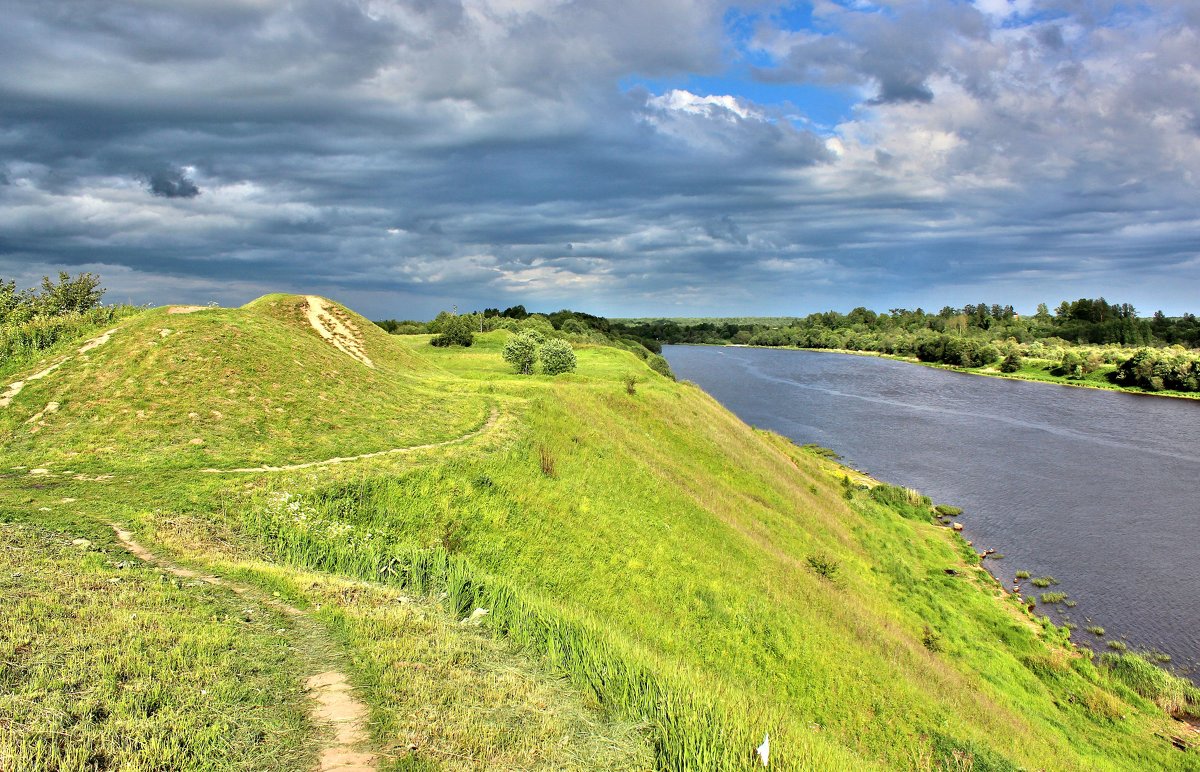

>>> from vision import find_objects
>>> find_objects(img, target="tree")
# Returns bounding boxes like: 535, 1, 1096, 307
36, 272, 105, 316
503, 333, 539, 374
540, 338, 577, 375
561, 318, 588, 335
430, 312, 475, 347
999, 352, 1022, 373
0, 279, 27, 324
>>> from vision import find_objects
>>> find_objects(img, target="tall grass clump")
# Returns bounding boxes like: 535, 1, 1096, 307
240, 490, 850, 770
0, 305, 140, 365
868, 483, 931, 521
1101, 652, 1200, 718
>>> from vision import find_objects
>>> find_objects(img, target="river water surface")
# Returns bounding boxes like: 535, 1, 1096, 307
664, 344, 1200, 677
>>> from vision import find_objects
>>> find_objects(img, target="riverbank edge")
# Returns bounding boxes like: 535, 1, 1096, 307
672, 342, 1200, 401
789, 437, 1200, 690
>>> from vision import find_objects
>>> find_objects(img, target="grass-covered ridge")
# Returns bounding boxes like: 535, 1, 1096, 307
2, 294, 1197, 770
0, 295, 488, 473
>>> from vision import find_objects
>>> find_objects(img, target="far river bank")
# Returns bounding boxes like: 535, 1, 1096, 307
695, 343, 1200, 401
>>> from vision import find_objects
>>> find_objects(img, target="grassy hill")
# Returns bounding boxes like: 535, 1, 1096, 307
1, 295, 1196, 770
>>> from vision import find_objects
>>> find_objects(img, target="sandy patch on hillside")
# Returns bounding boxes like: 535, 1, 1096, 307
78, 329, 117, 354
1, 360, 67, 408
304, 296, 374, 368
1, 329, 116, 409
168, 305, 208, 314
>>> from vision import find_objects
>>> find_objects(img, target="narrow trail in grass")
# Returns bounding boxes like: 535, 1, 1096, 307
0, 327, 118, 408
201, 405, 500, 474
111, 525, 378, 772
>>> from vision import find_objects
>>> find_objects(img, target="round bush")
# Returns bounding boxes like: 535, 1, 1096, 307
502, 333, 540, 374
540, 338, 577, 375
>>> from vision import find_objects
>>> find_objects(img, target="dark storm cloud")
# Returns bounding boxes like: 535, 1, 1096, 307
145, 168, 200, 199
0, 0, 1198, 318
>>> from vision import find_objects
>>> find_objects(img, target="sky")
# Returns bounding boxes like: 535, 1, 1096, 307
1, 0, 1198, 320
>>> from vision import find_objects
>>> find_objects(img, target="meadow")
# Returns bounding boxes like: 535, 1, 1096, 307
1, 296, 1196, 770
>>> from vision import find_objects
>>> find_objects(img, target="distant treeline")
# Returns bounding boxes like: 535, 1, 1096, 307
608, 298, 1200, 393
613, 298, 1200, 349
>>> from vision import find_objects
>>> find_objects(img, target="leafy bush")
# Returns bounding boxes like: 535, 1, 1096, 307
561, 318, 589, 335
1, 272, 105, 325
999, 352, 1022, 373
1114, 348, 1200, 392
431, 313, 475, 347
520, 315, 556, 339
647, 353, 675, 379
806, 553, 840, 581
540, 338, 577, 375
502, 333, 540, 374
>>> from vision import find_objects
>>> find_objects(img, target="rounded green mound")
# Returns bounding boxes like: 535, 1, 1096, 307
0, 295, 489, 474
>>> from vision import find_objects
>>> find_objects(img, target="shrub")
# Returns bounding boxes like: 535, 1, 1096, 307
502, 333, 539, 374
647, 353, 675, 379
999, 352, 1022, 373
540, 338, 577, 375
922, 625, 944, 652
806, 553, 840, 581
520, 314, 556, 339
560, 318, 588, 335
623, 375, 637, 395
430, 313, 475, 347
934, 504, 962, 517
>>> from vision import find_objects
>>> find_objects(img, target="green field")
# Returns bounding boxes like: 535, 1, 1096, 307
2, 296, 1197, 770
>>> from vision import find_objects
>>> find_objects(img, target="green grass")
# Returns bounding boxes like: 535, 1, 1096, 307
0, 521, 314, 771
138, 514, 654, 771
0, 297, 488, 473
3, 295, 1197, 771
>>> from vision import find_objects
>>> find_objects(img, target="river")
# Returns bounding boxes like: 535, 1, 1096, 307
664, 344, 1200, 678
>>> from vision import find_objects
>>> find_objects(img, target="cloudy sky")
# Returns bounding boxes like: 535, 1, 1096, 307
2, 0, 1198, 319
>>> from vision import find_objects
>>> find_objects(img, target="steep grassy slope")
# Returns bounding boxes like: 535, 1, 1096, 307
2, 298, 1196, 770
0, 295, 488, 473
